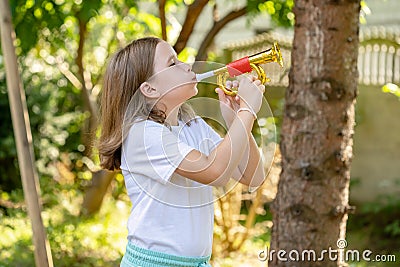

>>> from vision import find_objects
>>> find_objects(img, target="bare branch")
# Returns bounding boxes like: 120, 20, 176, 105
76, 16, 99, 156
195, 6, 247, 61
159, 0, 167, 41
57, 62, 82, 89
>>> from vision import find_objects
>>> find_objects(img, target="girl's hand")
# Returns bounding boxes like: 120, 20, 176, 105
237, 75, 265, 114
215, 80, 240, 128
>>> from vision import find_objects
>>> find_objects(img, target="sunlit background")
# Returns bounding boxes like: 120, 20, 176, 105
0, 0, 399, 266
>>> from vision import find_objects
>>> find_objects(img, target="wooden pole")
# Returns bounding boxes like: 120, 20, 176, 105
0, 1, 54, 266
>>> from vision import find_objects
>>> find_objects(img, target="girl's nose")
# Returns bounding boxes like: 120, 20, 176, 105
185, 63, 192, 72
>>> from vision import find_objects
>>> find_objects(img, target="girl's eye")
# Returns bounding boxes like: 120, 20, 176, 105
169, 62, 175, 67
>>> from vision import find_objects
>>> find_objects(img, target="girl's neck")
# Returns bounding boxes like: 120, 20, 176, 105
164, 105, 180, 126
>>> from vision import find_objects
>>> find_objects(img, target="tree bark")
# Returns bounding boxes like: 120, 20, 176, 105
159, 0, 167, 41
81, 170, 115, 215
270, 1, 360, 266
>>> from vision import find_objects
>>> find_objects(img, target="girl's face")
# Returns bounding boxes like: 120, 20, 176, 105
147, 41, 198, 108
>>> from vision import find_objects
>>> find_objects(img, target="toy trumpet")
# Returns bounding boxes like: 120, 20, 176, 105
196, 42, 284, 96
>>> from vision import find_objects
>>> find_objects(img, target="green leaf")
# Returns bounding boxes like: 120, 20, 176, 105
382, 83, 400, 99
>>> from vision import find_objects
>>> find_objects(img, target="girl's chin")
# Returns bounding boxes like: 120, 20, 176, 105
183, 85, 198, 97
192, 86, 198, 96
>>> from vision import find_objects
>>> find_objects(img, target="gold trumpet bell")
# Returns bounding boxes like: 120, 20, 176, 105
273, 42, 284, 68
248, 42, 283, 67
247, 42, 284, 84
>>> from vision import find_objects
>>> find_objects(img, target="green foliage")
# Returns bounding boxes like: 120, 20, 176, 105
75, 1, 104, 24
250, 0, 294, 28
249, 0, 369, 28
347, 190, 400, 255
384, 220, 400, 237
0, 62, 20, 190
0, 47, 86, 188
10, 0, 66, 54
0, 177, 130, 267
0, 0, 162, 190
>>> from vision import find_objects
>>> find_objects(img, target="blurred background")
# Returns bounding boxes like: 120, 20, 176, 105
0, 0, 399, 266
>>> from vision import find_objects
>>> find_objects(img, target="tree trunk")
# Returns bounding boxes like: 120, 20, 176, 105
270, 1, 360, 266
81, 170, 115, 216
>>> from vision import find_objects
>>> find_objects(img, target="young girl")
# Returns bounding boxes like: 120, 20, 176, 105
99, 37, 266, 267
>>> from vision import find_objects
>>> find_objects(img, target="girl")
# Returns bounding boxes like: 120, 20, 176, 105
99, 37, 266, 267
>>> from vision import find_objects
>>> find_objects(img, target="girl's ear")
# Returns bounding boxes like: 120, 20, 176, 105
139, 82, 160, 98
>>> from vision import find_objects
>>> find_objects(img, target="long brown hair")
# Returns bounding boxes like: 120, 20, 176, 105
98, 37, 195, 171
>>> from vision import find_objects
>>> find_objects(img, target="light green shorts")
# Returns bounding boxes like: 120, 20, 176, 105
120, 241, 212, 267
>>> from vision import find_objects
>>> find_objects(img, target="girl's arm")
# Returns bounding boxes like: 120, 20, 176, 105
175, 111, 255, 186
212, 78, 265, 187
233, 134, 265, 188
175, 77, 265, 186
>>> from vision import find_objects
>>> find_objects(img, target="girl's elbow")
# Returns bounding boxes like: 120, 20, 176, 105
208, 165, 231, 187
240, 167, 266, 187
248, 173, 266, 188
210, 175, 230, 187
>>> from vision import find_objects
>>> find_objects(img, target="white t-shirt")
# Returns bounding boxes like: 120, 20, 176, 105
120, 116, 223, 257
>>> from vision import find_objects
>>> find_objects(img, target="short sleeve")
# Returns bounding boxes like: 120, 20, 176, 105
199, 118, 223, 151
121, 121, 194, 184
